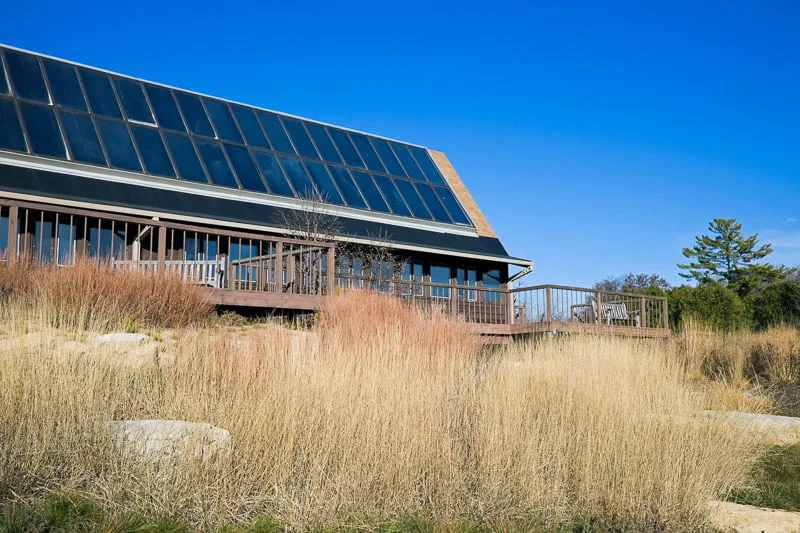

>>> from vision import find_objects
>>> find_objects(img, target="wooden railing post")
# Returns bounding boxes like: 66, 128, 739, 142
157, 225, 166, 273
326, 244, 335, 296
662, 298, 669, 330
640, 296, 647, 328
274, 241, 283, 293
7, 205, 18, 262
506, 285, 514, 325
545, 286, 553, 322
596, 291, 603, 324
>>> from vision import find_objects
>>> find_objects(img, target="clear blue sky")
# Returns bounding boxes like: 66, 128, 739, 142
3, 1, 798, 287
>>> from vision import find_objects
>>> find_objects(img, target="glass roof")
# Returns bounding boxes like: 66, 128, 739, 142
0, 46, 473, 228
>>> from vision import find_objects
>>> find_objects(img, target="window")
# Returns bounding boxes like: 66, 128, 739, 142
80, 69, 122, 118
430, 264, 451, 299
350, 133, 385, 173
415, 182, 452, 223
0, 99, 27, 152
224, 144, 266, 192
391, 142, 426, 181
257, 111, 295, 154
351, 171, 389, 212
410, 146, 446, 185
164, 133, 208, 183
457, 267, 477, 301
96, 118, 141, 171
327, 166, 367, 208
146, 85, 186, 131
131, 125, 175, 178
282, 118, 319, 159
305, 161, 344, 205
370, 137, 406, 177
19, 103, 65, 158
195, 140, 238, 188
306, 123, 341, 163
328, 129, 364, 168
5, 50, 49, 103
175, 92, 215, 137
43, 60, 86, 111
205, 99, 242, 143
435, 186, 470, 225
0, 57, 8, 94
61, 111, 106, 165
253, 151, 294, 197
402, 261, 423, 296
483, 269, 502, 303
392, 179, 431, 219
279, 155, 315, 198
373, 174, 412, 217
231, 105, 268, 148
115, 78, 154, 123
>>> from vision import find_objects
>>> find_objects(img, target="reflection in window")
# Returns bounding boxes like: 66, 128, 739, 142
146, 85, 186, 132
43, 60, 87, 111
205, 99, 242, 143
373, 174, 411, 217
328, 128, 364, 168
131, 125, 175, 178
391, 142, 426, 181
19, 103, 66, 158
282, 118, 318, 159
115, 78, 154, 123
196, 140, 238, 188
430, 264, 451, 299
279, 155, 315, 198
306, 123, 341, 163
402, 261, 423, 296
457, 267, 477, 301
165, 133, 207, 183
96, 119, 141, 172
483, 269, 502, 303
231, 105, 268, 148
409, 146, 447, 185
224, 144, 265, 192
370, 137, 406, 177
61, 111, 106, 165
253, 151, 294, 197
175, 92, 215, 137
350, 133, 385, 173
415, 182, 452, 223
257, 111, 295, 154
80, 69, 122, 118
305, 161, 344, 205
328, 166, 367, 208
351, 171, 389, 213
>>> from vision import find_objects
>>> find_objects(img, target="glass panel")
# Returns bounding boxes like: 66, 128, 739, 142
370, 137, 406, 177
257, 111, 295, 154
328, 128, 364, 168
57, 216, 76, 265
305, 161, 344, 205
351, 171, 389, 212
483, 268, 502, 303
19, 103, 65, 158
350, 133, 385, 173
80, 69, 122, 118
5, 50, 48, 103
146, 85, 185, 132
196, 140, 238, 187
231, 105, 268, 148
435, 186, 471, 225
402, 261, 424, 296
388, 178, 428, 218
0, 57, 7, 94
372, 174, 411, 216
131, 125, 175, 177
278, 155, 315, 198
430, 264, 451, 299
164, 133, 207, 183
457, 267, 477, 301
115, 78, 154, 123
96, 119, 141, 171
0, 210, 9, 255
282, 118, 319, 159
253, 150, 294, 197
88, 219, 123, 260
224, 144, 265, 192
33, 214, 54, 263
410, 146, 446, 185
415, 182, 452, 223
205, 99, 242, 143
0, 99, 27, 152
60, 111, 106, 165
175, 92, 215, 137
327, 166, 366, 208
43, 60, 86, 111
306, 123, 341, 163
392, 142, 426, 181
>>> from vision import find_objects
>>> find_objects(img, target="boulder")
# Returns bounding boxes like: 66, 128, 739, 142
708, 501, 800, 533
109, 419, 231, 464
91, 333, 160, 368
699, 410, 800, 446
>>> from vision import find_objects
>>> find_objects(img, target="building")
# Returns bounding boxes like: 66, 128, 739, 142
0, 44, 668, 337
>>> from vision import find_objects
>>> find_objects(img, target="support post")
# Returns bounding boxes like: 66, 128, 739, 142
274, 241, 283, 293
326, 244, 335, 296
640, 296, 647, 328
157, 225, 166, 273
7, 205, 18, 262
545, 286, 553, 322
662, 298, 669, 330
506, 284, 514, 325
596, 291, 603, 324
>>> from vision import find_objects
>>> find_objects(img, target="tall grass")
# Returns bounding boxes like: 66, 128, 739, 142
0, 281, 761, 530
0, 259, 212, 330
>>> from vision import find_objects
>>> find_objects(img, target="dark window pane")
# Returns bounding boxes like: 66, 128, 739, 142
164, 133, 207, 183
80, 69, 122, 118
43, 60, 86, 111
131, 125, 175, 177
371, 137, 406, 177
0, 57, 8, 94
175, 92, 215, 137
352, 171, 389, 213
394, 179, 433, 219
328, 166, 366, 208
305, 161, 344, 205
257, 111, 295, 154
392, 143, 426, 181
224, 144, 265, 192
196, 140, 238, 187
306, 123, 341, 163
253, 151, 294, 197
278, 155, 314, 198
435, 186, 471, 225
328, 129, 364, 168
96, 119, 141, 171
282, 118, 318, 159
19, 103, 65, 158
146, 86, 185, 131
374, 175, 412, 217
231, 105, 267, 148
410, 147, 446, 185
115, 78, 153, 123
350, 134, 385, 173
205, 99, 242, 143
0, 99, 27, 152
60, 111, 106, 165
415, 182, 452, 223
5, 51, 48, 103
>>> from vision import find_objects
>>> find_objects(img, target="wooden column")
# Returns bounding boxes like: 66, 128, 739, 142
326, 244, 335, 295
662, 298, 669, 330
505, 284, 514, 325
640, 296, 647, 328
274, 241, 283, 292
595, 291, 603, 324
157, 225, 166, 273
545, 286, 553, 322
7, 205, 18, 262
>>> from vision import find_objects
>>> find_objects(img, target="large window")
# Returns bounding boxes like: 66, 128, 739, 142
402, 261, 423, 297
430, 264, 451, 299
457, 267, 477, 301
483, 269, 502, 303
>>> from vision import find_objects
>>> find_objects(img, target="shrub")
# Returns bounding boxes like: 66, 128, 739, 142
748, 279, 800, 330
669, 283, 751, 332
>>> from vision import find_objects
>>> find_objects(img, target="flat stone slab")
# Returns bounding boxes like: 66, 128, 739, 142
699, 411, 800, 446
109, 419, 231, 464
709, 501, 800, 533
95, 332, 151, 345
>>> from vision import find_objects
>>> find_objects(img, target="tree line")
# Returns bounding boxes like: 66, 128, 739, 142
595, 218, 800, 331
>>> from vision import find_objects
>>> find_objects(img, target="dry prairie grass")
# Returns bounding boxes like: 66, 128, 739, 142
0, 286, 760, 531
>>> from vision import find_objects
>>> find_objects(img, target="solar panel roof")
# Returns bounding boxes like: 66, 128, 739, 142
0, 46, 474, 228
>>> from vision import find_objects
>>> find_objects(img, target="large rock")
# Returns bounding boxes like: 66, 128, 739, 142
708, 501, 800, 533
109, 420, 231, 464
91, 333, 160, 368
699, 410, 800, 446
